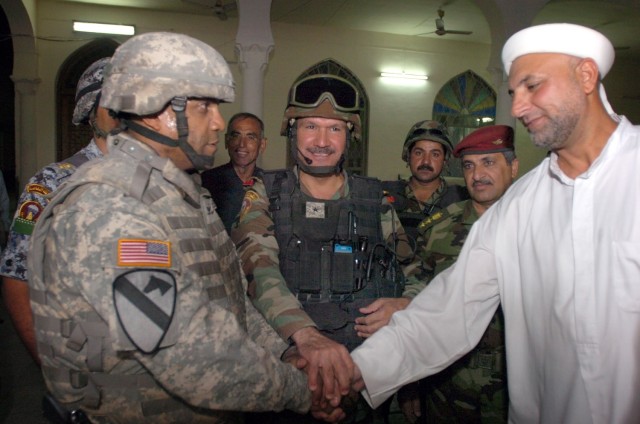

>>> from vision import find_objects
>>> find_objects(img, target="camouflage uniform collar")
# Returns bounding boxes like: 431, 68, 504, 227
293, 166, 349, 200
406, 176, 447, 208
85, 138, 105, 160
110, 132, 202, 203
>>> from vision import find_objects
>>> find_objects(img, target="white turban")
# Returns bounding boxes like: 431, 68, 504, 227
501, 23, 618, 118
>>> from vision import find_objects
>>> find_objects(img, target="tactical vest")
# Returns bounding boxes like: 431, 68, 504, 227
264, 170, 403, 350
28, 135, 244, 422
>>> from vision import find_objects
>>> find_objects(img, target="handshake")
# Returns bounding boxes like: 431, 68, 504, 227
282, 342, 365, 423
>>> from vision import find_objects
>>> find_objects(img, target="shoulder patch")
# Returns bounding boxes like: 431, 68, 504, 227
117, 239, 171, 268
13, 200, 44, 235
113, 269, 176, 353
239, 189, 259, 222
26, 183, 50, 196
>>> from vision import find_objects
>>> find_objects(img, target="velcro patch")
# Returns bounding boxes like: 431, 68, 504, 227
117, 239, 171, 267
113, 270, 176, 353
305, 201, 325, 219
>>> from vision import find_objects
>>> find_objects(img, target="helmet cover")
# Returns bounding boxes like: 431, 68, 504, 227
101, 32, 235, 115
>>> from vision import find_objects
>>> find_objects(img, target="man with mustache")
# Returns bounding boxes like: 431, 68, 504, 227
232, 74, 420, 422
27, 32, 332, 422
201, 112, 267, 233
400, 125, 518, 423
383, 120, 469, 243
351, 23, 640, 423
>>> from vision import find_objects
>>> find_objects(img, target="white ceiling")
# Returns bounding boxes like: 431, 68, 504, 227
61, 0, 640, 58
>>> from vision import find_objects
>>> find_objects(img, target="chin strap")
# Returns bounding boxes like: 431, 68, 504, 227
121, 97, 215, 171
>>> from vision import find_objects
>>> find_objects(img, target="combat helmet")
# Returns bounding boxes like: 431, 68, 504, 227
101, 32, 235, 170
280, 74, 361, 175
401, 120, 453, 162
73, 57, 111, 138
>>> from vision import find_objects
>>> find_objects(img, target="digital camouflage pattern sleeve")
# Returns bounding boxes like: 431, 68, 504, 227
0, 141, 103, 281
231, 178, 315, 341
36, 177, 311, 415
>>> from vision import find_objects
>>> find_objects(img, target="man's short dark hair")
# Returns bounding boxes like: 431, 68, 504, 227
227, 112, 265, 139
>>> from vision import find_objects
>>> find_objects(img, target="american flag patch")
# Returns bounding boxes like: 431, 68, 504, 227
117, 239, 171, 267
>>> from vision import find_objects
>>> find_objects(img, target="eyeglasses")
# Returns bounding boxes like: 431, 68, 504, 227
290, 75, 360, 112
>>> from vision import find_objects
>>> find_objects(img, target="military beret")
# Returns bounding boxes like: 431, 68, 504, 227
453, 125, 514, 158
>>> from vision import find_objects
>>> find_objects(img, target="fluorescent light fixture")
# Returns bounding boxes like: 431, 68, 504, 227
380, 72, 429, 80
73, 21, 135, 36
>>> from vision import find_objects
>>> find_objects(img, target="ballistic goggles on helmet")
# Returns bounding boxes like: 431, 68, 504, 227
289, 75, 360, 112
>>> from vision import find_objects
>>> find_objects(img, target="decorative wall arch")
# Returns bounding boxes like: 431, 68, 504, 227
56, 38, 119, 161
287, 59, 369, 176
433, 69, 496, 177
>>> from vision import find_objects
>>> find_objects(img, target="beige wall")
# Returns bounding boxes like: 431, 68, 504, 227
25, 0, 638, 184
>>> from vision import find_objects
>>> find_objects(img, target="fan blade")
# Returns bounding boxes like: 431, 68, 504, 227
445, 30, 473, 35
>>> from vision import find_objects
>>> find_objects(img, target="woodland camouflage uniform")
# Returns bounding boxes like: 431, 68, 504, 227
231, 168, 422, 342
414, 199, 508, 423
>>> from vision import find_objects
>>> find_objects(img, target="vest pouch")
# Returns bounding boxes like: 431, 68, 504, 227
304, 302, 349, 332
295, 248, 324, 293
331, 241, 355, 293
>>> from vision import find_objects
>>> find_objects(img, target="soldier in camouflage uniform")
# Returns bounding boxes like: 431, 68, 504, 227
382, 120, 468, 243
231, 74, 422, 422
0, 57, 116, 364
403, 125, 519, 424
27, 33, 337, 423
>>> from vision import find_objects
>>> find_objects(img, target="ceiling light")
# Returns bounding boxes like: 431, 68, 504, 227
380, 72, 429, 80
73, 21, 135, 36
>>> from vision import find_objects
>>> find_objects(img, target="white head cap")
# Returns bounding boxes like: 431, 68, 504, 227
501, 23, 618, 118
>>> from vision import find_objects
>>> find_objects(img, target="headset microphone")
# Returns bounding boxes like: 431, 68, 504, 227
298, 148, 313, 165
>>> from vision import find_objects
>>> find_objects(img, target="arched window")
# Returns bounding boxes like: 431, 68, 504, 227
433, 70, 496, 177
287, 59, 369, 175
56, 38, 119, 161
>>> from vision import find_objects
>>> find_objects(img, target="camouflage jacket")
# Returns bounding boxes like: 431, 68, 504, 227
382, 177, 469, 247
414, 199, 508, 423
0, 139, 103, 281
231, 168, 422, 341
28, 134, 310, 422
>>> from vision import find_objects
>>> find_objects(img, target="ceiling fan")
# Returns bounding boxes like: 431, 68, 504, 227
181, 0, 237, 21
425, 9, 473, 36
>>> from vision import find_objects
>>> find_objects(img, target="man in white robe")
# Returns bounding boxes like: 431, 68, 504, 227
350, 23, 640, 424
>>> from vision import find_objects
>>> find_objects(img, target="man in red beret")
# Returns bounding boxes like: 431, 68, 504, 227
402, 125, 518, 423
364, 125, 519, 423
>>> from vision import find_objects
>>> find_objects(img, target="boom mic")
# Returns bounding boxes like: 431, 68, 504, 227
298, 148, 313, 165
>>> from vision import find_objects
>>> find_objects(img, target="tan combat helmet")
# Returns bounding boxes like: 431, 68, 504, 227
101, 32, 235, 170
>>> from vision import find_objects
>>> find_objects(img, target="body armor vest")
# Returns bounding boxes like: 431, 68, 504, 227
28, 135, 244, 422
264, 170, 403, 351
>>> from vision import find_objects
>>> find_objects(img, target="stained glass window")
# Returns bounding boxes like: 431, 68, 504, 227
433, 70, 496, 177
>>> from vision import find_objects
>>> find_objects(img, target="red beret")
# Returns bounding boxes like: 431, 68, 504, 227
453, 125, 515, 158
